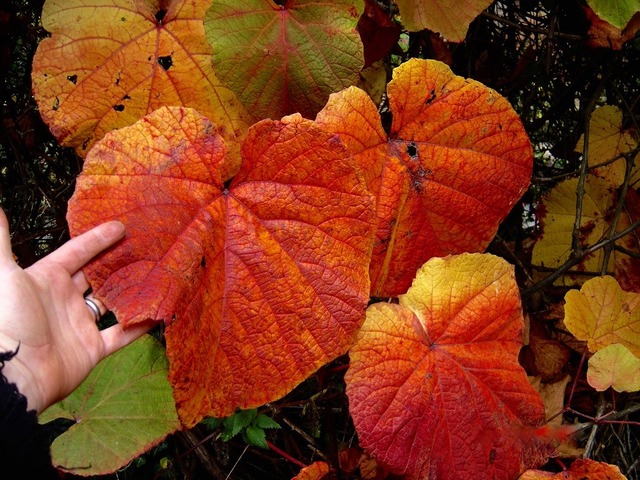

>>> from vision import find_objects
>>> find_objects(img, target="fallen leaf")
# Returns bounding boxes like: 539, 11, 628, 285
317, 59, 533, 296
529, 376, 570, 430
564, 276, 640, 356
345, 253, 548, 479
292, 461, 331, 480
39, 335, 179, 476
358, 0, 401, 67
204, 0, 364, 121
394, 0, 493, 41
32, 0, 251, 171
587, 343, 640, 392
67, 106, 375, 427
519, 458, 627, 479
575, 105, 639, 187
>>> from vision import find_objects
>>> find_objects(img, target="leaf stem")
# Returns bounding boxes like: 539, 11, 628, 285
266, 440, 307, 469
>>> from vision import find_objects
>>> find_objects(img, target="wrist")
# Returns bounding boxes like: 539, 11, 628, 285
0, 338, 46, 413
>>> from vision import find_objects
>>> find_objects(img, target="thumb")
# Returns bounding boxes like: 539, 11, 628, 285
0, 208, 15, 263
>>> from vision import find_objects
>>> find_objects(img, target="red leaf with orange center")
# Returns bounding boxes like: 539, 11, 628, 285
345, 253, 548, 479
67, 106, 375, 427
316, 59, 533, 297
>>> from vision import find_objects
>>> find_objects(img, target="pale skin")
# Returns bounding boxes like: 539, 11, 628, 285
0, 208, 151, 413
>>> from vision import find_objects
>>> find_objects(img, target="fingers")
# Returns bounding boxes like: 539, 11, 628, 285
101, 320, 156, 357
0, 208, 15, 264
46, 221, 125, 275
72, 270, 90, 294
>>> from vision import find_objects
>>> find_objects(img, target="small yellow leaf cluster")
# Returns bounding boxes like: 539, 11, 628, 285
563, 276, 640, 392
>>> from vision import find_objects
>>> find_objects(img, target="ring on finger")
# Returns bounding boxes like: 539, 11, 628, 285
84, 297, 102, 323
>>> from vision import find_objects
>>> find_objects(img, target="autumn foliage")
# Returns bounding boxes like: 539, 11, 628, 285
2, 0, 639, 478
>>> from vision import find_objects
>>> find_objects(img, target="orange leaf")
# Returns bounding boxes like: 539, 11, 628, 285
292, 461, 331, 480
32, 0, 251, 174
345, 253, 548, 479
317, 59, 532, 296
67, 106, 375, 427
520, 458, 627, 480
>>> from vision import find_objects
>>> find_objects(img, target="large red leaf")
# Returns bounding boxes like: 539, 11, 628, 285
32, 0, 251, 175
67, 106, 375, 427
345, 253, 548, 479
316, 59, 533, 297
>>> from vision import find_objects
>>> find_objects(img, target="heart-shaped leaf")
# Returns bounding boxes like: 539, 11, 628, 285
67, 106, 376, 427
204, 0, 364, 121
344, 253, 548, 479
317, 59, 533, 296
32, 0, 251, 170
39, 335, 179, 476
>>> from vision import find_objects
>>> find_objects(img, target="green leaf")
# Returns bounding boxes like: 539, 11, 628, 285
586, 0, 640, 29
244, 425, 268, 449
201, 417, 223, 431
255, 413, 281, 430
39, 335, 180, 476
222, 409, 258, 440
204, 0, 364, 121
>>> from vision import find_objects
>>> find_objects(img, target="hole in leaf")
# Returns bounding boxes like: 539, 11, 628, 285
406, 142, 418, 159
426, 89, 436, 104
200, 256, 206, 268
123, 94, 131, 100
66, 74, 77, 84
155, 9, 167, 24
113, 104, 124, 112
52, 97, 59, 110
272, 0, 286, 6
157, 55, 173, 71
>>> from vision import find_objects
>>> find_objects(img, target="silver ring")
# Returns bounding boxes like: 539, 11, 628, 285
84, 298, 101, 323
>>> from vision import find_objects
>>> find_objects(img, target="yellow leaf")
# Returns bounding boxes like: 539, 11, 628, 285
564, 276, 640, 356
575, 105, 639, 187
532, 175, 638, 286
587, 343, 640, 392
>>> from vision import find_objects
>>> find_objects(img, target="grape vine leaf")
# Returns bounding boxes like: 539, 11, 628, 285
575, 105, 639, 187
564, 275, 640, 356
394, 0, 493, 41
584, 6, 640, 50
520, 458, 627, 480
39, 335, 179, 476
316, 59, 533, 296
32, 0, 251, 173
204, 0, 364, 121
531, 175, 639, 286
344, 253, 548, 479
67, 106, 376, 427
585, 0, 640, 29
587, 343, 640, 392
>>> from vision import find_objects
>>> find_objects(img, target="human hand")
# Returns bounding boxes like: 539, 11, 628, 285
0, 208, 152, 413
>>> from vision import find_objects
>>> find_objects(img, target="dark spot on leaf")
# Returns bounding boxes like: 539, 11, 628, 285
498, 123, 503, 130
405, 230, 412, 238
155, 9, 167, 24
52, 97, 59, 110
121, 16, 126, 21
489, 449, 496, 464
67, 74, 77, 84
123, 94, 131, 100
426, 89, 436, 104
201, 256, 206, 268
81, 137, 91, 150
406, 142, 418, 159
272, 0, 286, 6
113, 104, 124, 112
147, 55, 152, 61
115, 70, 122, 86
158, 55, 173, 71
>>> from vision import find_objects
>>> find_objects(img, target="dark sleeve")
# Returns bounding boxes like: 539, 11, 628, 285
0, 348, 59, 480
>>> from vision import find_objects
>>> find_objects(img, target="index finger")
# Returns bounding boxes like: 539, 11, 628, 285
44, 221, 126, 275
